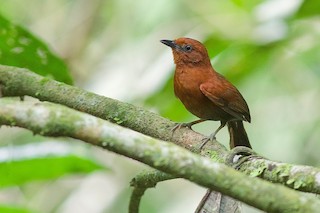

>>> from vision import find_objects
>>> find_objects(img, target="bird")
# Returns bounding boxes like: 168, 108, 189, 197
161, 37, 251, 149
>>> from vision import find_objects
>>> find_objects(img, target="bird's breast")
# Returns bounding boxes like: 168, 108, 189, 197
173, 69, 225, 120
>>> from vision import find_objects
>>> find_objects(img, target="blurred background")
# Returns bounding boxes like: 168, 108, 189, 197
0, 0, 319, 212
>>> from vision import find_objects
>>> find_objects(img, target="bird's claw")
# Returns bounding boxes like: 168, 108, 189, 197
199, 133, 217, 149
171, 122, 192, 132
226, 146, 260, 168
171, 122, 193, 138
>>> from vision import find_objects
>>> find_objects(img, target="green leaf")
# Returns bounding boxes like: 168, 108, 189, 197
0, 14, 73, 84
0, 143, 106, 188
295, 0, 320, 18
0, 205, 33, 213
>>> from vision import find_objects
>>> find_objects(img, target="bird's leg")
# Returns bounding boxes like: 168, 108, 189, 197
171, 119, 205, 134
200, 121, 226, 149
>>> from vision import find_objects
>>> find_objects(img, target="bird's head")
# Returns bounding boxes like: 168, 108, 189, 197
161, 37, 211, 66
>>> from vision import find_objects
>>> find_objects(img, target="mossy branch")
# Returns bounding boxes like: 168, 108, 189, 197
129, 169, 174, 213
0, 65, 227, 159
0, 65, 319, 195
0, 98, 319, 212
129, 170, 240, 213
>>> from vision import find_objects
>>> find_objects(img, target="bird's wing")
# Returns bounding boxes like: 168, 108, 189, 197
200, 83, 250, 122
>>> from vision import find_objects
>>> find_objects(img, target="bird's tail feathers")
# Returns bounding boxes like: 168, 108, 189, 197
227, 121, 251, 148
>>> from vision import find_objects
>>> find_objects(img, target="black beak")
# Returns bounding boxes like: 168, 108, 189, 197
160, 39, 177, 49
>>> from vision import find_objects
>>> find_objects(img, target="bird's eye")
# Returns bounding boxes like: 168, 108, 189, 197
184, 45, 192, 52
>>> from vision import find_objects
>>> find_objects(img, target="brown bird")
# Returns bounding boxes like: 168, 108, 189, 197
161, 37, 251, 149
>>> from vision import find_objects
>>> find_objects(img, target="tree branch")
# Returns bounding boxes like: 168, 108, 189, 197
0, 98, 319, 212
0, 65, 227, 159
195, 190, 241, 213
1, 65, 320, 196
239, 157, 320, 194
0, 98, 320, 212
129, 187, 147, 213
129, 169, 174, 213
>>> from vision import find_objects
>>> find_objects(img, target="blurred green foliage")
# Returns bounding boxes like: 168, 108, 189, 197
0, 15, 73, 84
145, 75, 191, 121
0, 154, 104, 188
0, 205, 33, 213
296, 0, 320, 17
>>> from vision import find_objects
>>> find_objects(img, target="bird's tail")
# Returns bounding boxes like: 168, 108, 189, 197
227, 120, 251, 148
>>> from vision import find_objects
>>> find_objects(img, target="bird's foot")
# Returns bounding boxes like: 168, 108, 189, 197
171, 122, 194, 138
226, 146, 262, 169
199, 133, 217, 149
171, 122, 193, 133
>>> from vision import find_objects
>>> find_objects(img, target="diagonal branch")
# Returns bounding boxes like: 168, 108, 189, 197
1, 65, 320, 194
0, 65, 227, 158
0, 98, 319, 212
239, 157, 320, 194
